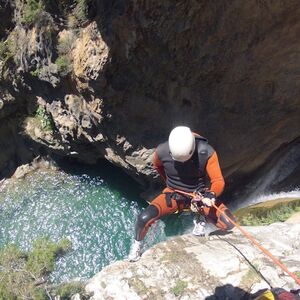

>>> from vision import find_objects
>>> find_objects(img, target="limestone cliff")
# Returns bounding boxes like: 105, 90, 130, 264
0, 1, 300, 194
85, 222, 300, 299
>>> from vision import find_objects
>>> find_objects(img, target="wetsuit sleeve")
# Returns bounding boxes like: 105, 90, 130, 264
205, 151, 225, 197
152, 150, 166, 181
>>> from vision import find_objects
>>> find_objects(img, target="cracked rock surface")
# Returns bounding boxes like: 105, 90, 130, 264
85, 222, 300, 299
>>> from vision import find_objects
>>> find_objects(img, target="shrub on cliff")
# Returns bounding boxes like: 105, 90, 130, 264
0, 33, 18, 80
0, 238, 71, 300
55, 31, 75, 76
0, 40, 7, 60
55, 54, 72, 76
26, 237, 72, 278
70, 0, 90, 28
10, 0, 56, 82
14, 0, 46, 27
57, 31, 75, 54
235, 198, 300, 226
56, 282, 85, 300
35, 105, 55, 132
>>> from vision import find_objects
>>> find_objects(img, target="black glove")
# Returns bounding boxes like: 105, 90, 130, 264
203, 191, 216, 199
202, 191, 216, 207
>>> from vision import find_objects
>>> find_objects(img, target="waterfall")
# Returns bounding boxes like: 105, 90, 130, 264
231, 141, 300, 210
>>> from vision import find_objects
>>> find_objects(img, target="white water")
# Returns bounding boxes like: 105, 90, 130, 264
236, 189, 300, 210
230, 141, 300, 211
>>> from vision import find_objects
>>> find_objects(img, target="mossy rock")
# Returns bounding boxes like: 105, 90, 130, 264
170, 280, 188, 297
234, 198, 300, 226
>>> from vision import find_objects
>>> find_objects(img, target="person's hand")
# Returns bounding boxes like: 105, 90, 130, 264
201, 191, 216, 207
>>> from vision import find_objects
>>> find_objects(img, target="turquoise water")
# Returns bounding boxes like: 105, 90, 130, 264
0, 161, 193, 283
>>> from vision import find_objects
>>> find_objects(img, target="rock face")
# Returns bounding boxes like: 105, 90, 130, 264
0, 87, 36, 179
85, 222, 300, 299
1, 1, 300, 193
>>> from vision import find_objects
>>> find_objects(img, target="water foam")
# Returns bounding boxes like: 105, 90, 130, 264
239, 189, 300, 209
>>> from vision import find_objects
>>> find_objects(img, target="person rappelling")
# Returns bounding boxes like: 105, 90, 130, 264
128, 126, 235, 262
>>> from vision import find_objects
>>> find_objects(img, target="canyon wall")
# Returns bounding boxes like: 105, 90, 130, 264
0, 0, 300, 194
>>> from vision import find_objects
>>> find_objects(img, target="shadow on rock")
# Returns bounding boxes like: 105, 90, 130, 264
209, 229, 234, 236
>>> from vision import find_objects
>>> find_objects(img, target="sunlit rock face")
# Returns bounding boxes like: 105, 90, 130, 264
85, 222, 300, 299
1, 1, 300, 192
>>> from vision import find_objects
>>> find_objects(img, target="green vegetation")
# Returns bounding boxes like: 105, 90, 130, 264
55, 31, 75, 76
0, 40, 7, 59
0, 244, 28, 300
170, 280, 188, 297
73, 0, 89, 27
30, 69, 40, 77
129, 277, 148, 295
35, 105, 55, 132
32, 288, 48, 300
235, 198, 300, 226
57, 33, 74, 55
0, 238, 72, 300
20, 0, 45, 26
0, 34, 17, 66
55, 54, 72, 76
56, 282, 84, 300
27, 238, 71, 277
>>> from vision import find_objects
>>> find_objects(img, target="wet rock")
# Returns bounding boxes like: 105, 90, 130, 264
12, 156, 58, 179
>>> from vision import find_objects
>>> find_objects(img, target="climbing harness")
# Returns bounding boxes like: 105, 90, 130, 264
163, 191, 194, 214
164, 191, 191, 209
143, 192, 201, 250
174, 189, 300, 287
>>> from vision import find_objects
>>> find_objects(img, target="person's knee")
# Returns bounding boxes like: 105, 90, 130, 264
217, 211, 235, 230
136, 205, 159, 229
215, 204, 235, 231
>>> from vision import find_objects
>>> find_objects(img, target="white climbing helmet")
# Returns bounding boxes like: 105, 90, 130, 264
168, 126, 195, 162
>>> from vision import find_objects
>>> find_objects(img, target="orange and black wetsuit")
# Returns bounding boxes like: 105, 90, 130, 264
134, 134, 234, 241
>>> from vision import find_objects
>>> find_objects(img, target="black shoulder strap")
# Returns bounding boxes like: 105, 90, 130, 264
196, 136, 215, 173
156, 141, 169, 160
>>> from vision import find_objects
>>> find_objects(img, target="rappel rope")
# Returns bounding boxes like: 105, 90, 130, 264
175, 189, 300, 286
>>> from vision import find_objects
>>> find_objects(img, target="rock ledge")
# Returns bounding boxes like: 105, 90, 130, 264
85, 222, 300, 299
